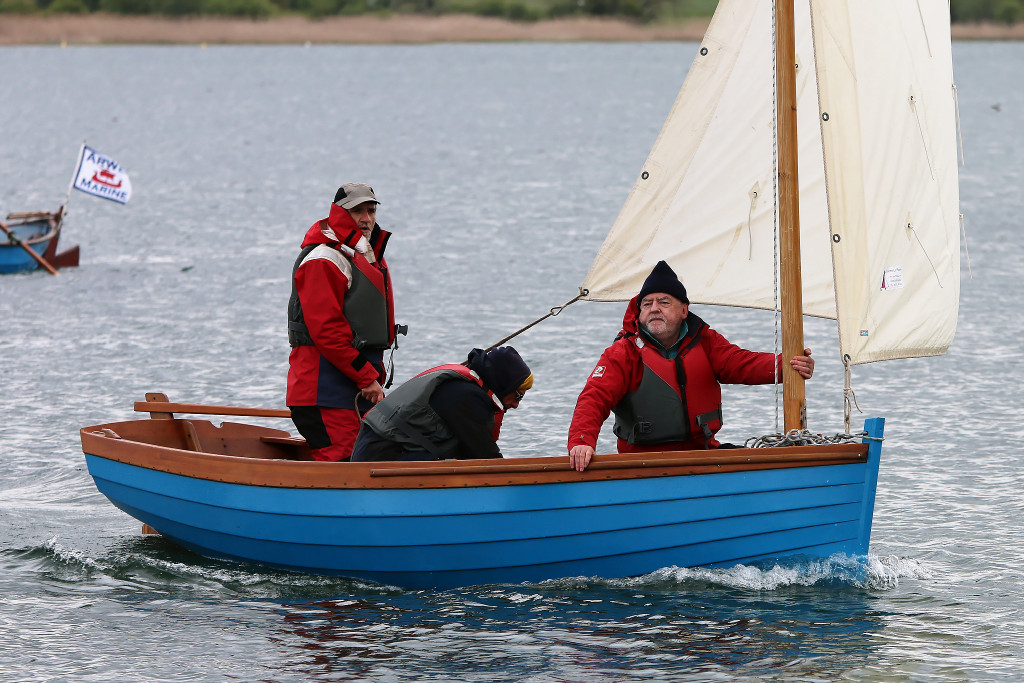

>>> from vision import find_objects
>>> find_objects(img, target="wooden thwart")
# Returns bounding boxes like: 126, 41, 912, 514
135, 396, 291, 419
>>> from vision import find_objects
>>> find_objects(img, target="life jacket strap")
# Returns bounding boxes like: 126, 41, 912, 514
695, 406, 723, 449
632, 420, 654, 441
383, 323, 409, 389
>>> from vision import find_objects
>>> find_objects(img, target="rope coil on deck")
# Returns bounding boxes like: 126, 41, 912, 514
744, 429, 881, 448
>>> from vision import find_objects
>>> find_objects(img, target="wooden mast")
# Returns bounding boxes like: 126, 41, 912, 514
776, 0, 807, 430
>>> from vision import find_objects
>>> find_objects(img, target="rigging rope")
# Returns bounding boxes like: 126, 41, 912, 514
842, 354, 863, 434
480, 291, 587, 353
960, 213, 974, 280
952, 81, 973, 280
909, 93, 937, 180
770, 0, 782, 435
906, 220, 945, 288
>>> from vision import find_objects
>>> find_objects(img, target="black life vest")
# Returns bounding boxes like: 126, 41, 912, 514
288, 239, 392, 351
612, 322, 724, 448
361, 365, 500, 460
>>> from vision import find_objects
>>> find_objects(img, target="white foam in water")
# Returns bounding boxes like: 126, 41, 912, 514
42, 536, 108, 574
865, 554, 934, 589
606, 553, 931, 591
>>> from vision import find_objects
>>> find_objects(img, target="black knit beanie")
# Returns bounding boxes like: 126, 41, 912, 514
466, 346, 532, 397
637, 260, 689, 307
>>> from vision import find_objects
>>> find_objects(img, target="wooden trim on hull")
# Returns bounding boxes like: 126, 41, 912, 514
81, 417, 868, 491
368, 449, 867, 477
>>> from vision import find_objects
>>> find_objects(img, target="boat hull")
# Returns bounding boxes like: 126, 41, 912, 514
0, 209, 77, 274
81, 415, 883, 589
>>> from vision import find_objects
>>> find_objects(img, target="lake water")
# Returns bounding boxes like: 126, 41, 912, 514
1, 40, 1022, 681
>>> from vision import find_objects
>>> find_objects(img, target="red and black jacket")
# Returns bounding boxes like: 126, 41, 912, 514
286, 204, 396, 408
568, 297, 779, 453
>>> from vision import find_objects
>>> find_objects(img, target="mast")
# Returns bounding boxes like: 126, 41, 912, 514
775, 0, 807, 430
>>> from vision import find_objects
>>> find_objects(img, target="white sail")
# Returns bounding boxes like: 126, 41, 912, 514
581, 0, 960, 365
812, 0, 960, 363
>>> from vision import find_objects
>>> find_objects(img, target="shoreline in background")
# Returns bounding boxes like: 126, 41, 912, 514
1, 14, 1023, 45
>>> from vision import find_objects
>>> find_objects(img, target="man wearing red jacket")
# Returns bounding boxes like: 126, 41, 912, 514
568, 260, 814, 472
287, 183, 398, 461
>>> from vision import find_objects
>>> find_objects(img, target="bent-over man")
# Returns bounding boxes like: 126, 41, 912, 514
351, 346, 533, 462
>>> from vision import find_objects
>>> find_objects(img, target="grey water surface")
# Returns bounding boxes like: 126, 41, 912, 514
1, 41, 1022, 681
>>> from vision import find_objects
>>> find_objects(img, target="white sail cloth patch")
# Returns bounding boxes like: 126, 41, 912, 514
881, 267, 904, 290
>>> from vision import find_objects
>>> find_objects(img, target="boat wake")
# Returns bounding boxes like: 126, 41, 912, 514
608, 553, 933, 591
18, 538, 931, 596
24, 536, 400, 597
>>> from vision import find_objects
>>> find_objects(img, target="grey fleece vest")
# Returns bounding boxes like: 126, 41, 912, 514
362, 368, 480, 459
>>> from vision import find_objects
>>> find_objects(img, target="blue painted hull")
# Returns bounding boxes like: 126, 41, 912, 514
0, 233, 55, 274
82, 417, 884, 589
0, 208, 75, 274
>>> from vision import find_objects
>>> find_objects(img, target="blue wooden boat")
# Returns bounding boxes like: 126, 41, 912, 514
79, 0, 960, 589
0, 207, 78, 274
81, 395, 883, 590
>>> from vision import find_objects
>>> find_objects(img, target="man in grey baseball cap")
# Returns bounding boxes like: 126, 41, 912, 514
334, 183, 380, 241
334, 182, 378, 210
287, 182, 402, 461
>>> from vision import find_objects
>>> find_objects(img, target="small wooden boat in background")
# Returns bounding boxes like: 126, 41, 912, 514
81, 394, 884, 590
0, 206, 78, 275
1, 144, 132, 275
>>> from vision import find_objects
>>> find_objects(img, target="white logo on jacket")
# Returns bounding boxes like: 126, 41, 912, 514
591, 365, 605, 378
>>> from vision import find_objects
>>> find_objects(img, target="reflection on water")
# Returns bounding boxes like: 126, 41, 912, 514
268, 563, 893, 681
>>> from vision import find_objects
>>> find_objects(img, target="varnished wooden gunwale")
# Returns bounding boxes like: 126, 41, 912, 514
81, 418, 869, 491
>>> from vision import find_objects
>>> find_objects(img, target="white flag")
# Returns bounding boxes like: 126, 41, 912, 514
73, 146, 132, 204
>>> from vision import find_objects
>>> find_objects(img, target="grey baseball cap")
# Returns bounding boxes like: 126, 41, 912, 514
334, 183, 380, 209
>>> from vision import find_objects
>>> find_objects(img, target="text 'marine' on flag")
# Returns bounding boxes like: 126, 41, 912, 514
73, 146, 132, 204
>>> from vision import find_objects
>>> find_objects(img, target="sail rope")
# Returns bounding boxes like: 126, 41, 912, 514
842, 354, 863, 434
909, 93, 937, 180
913, 0, 934, 58
479, 291, 587, 353
747, 185, 759, 260
770, 0, 782, 435
953, 80, 973, 280
953, 83, 965, 166
748, 357, 868, 446
907, 220, 945, 288
960, 213, 974, 279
